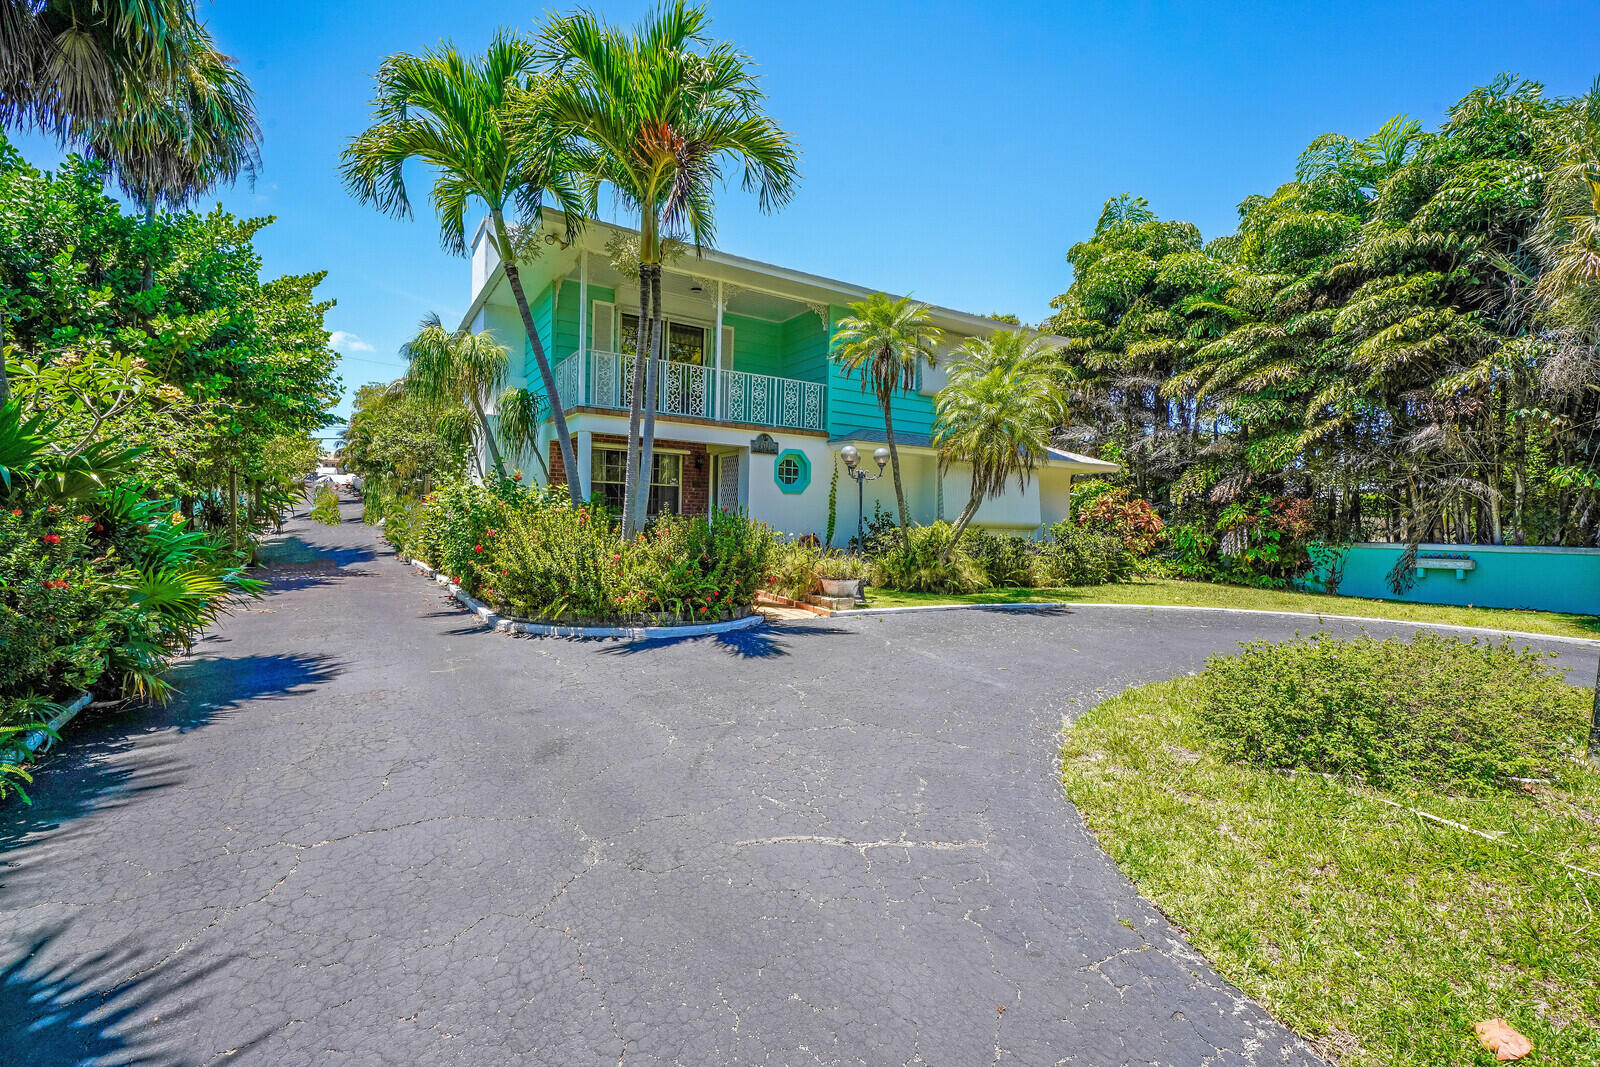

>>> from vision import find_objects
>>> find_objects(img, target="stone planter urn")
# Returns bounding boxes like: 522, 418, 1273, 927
818, 577, 865, 600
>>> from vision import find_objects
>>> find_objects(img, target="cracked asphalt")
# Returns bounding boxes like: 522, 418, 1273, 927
4, 500, 1594, 1066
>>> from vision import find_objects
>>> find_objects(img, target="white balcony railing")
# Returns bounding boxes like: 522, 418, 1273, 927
548, 348, 826, 432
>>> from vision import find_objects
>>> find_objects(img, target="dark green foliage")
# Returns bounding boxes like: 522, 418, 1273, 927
867, 522, 986, 594
400, 480, 774, 624
1046, 78, 1600, 551
1037, 522, 1135, 586
1198, 632, 1589, 789
964, 530, 1040, 587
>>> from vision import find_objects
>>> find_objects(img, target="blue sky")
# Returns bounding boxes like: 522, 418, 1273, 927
9, 1, 1600, 421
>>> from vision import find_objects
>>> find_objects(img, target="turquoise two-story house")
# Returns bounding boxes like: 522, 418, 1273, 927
460, 213, 1116, 544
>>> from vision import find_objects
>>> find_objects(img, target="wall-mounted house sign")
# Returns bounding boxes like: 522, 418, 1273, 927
750, 433, 779, 455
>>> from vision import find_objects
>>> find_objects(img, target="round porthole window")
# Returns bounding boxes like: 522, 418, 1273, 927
773, 449, 810, 494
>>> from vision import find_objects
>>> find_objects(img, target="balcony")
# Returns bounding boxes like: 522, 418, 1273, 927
549, 348, 827, 433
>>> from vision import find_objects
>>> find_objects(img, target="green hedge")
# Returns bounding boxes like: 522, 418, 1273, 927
1197, 632, 1589, 789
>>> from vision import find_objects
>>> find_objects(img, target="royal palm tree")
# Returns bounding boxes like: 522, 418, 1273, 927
831, 293, 942, 528
531, 0, 799, 535
933, 331, 1066, 559
341, 32, 587, 502
402, 313, 510, 478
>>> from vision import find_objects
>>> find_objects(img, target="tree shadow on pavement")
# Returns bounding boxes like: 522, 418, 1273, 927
598, 620, 854, 659
0, 654, 341, 856
0, 924, 258, 1067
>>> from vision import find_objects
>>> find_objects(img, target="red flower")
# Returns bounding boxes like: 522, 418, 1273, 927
474, 544, 484, 553
76, 514, 91, 523
42, 534, 61, 544
9, 509, 19, 516
513, 471, 523, 481
487, 528, 497, 537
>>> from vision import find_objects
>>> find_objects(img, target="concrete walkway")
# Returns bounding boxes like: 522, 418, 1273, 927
3, 502, 1592, 1066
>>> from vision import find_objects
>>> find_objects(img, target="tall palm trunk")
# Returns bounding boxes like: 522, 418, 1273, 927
637, 264, 664, 526
492, 209, 583, 503
621, 262, 652, 536
881, 388, 911, 528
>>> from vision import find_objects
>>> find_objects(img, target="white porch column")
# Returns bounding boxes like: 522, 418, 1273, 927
713, 280, 725, 420
576, 252, 588, 406
577, 430, 593, 501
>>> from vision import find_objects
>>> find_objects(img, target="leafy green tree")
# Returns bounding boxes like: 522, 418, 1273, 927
0, 135, 339, 515
534, 0, 799, 534
342, 381, 468, 498
831, 293, 941, 528
341, 32, 588, 502
933, 331, 1066, 557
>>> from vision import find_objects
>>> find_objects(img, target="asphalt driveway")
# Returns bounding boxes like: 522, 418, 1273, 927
4, 502, 1593, 1066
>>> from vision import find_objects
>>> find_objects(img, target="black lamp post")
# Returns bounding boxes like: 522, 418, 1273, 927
840, 444, 890, 546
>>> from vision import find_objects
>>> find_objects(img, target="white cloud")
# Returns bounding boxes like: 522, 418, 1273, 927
329, 330, 374, 353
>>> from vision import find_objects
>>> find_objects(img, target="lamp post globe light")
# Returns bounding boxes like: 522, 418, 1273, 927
839, 444, 889, 545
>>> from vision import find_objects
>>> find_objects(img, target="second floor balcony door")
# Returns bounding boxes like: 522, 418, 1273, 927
620, 314, 705, 365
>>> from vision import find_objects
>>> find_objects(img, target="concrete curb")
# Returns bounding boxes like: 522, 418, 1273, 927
829, 599, 1600, 647
407, 558, 765, 640
1, 690, 93, 766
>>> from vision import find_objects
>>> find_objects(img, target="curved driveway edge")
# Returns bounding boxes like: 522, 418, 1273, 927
410, 558, 765, 639
4, 504, 1592, 1065
835, 599, 1600, 648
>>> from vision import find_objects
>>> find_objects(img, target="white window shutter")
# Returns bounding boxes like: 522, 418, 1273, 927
592, 300, 615, 352
720, 325, 734, 369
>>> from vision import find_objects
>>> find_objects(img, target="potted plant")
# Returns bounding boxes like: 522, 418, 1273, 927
814, 553, 868, 601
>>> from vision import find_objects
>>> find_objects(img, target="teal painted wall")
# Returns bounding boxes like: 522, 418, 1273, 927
724, 311, 784, 376
780, 312, 829, 384
1307, 543, 1600, 616
823, 305, 937, 438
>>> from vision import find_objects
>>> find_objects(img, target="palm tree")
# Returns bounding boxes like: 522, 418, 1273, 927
341, 32, 587, 502
531, 0, 799, 535
81, 21, 258, 288
494, 385, 552, 484
82, 24, 258, 213
933, 331, 1066, 559
831, 293, 942, 528
402, 314, 510, 478
0, 0, 201, 136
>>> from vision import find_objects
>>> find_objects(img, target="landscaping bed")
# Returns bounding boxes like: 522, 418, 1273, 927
1061, 634, 1600, 1066
378, 479, 773, 630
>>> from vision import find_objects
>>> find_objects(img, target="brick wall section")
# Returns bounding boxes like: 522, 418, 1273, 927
549, 433, 711, 516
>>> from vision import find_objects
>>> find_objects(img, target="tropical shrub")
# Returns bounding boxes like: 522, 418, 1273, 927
1198, 633, 1590, 789
1074, 488, 1165, 556
309, 485, 342, 525
1038, 521, 1135, 585
625, 509, 772, 622
868, 522, 986, 594
765, 538, 823, 600
400, 481, 773, 624
964, 530, 1041, 587
813, 553, 869, 581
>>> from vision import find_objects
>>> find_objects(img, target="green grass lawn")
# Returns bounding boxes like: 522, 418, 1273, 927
856, 577, 1600, 641
1061, 676, 1600, 1067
